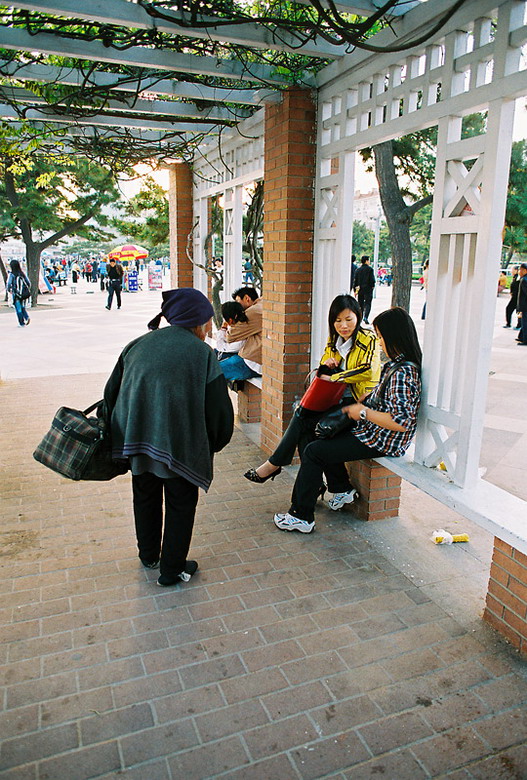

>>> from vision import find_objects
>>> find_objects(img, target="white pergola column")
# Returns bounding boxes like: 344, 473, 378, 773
192, 195, 209, 295
415, 98, 516, 487
222, 185, 244, 301
311, 149, 356, 363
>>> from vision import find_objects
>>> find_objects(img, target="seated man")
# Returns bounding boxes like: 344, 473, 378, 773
219, 286, 262, 382
216, 301, 247, 360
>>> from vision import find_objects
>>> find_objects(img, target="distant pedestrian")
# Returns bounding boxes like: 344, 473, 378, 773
354, 255, 375, 324
421, 260, 429, 320
6, 260, 31, 327
105, 258, 124, 310
71, 261, 81, 285
350, 254, 358, 293
516, 264, 527, 345
504, 266, 520, 329
99, 259, 107, 291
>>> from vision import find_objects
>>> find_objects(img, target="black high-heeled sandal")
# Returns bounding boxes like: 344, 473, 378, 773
244, 466, 282, 484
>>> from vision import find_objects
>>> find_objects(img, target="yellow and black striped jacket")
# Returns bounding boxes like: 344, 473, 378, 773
319, 328, 381, 401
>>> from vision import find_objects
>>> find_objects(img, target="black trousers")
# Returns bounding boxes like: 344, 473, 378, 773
505, 296, 518, 327
107, 280, 122, 308
132, 472, 198, 577
289, 433, 382, 523
358, 289, 374, 321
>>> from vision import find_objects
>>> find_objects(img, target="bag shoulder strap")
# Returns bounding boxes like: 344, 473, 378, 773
375, 359, 418, 400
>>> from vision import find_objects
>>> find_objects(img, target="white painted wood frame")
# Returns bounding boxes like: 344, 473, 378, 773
312, 0, 527, 489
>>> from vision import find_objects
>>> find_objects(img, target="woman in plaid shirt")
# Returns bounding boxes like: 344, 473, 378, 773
274, 307, 422, 535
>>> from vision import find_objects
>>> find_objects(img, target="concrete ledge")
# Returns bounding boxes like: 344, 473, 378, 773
246, 376, 262, 389
375, 454, 527, 556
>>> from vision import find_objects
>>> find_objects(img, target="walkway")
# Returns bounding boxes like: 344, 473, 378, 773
0, 279, 526, 779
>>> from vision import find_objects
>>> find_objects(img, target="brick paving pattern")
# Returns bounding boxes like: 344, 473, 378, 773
1, 370, 527, 779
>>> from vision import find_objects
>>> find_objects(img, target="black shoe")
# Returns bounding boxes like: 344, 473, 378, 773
157, 560, 198, 587
503, 324, 511, 328
105, 305, 111, 310
317, 484, 326, 501
140, 558, 159, 569
244, 466, 282, 484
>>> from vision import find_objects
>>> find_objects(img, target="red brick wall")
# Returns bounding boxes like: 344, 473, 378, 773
237, 383, 261, 423
484, 537, 527, 655
261, 88, 316, 454
168, 162, 194, 289
346, 460, 402, 521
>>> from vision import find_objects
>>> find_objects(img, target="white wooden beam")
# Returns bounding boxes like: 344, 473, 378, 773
0, 60, 276, 106
0, 25, 293, 86
7, 0, 345, 59
0, 86, 248, 123
0, 103, 219, 133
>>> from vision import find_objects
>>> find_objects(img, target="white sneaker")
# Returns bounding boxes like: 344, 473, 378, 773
273, 512, 315, 534
328, 488, 358, 510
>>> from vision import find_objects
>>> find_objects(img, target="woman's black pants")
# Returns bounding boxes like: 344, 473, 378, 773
132, 472, 198, 578
289, 433, 382, 523
269, 408, 322, 467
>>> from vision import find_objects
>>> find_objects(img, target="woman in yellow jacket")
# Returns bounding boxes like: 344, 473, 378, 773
244, 294, 381, 486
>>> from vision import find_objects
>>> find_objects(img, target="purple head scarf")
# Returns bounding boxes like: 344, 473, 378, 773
148, 288, 214, 331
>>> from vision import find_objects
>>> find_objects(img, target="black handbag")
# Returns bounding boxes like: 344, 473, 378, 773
314, 407, 353, 439
33, 401, 128, 481
314, 359, 418, 439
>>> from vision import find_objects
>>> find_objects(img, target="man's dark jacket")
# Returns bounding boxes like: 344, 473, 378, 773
355, 263, 375, 291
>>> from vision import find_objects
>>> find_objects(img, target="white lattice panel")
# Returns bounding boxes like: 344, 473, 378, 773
312, 0, 527, 487
318, 0, 527, 156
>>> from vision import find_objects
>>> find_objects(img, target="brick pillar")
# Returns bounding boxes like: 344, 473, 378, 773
346, 460, 402, 521
261, 88, 316, 454
168, 162, 194, 289
484, 538, 527, 655
237, 384, 261, 423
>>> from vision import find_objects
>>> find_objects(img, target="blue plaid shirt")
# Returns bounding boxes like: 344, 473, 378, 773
353, 357, 421, 457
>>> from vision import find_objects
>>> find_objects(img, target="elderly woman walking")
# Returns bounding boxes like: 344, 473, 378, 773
103, 288, 234, 586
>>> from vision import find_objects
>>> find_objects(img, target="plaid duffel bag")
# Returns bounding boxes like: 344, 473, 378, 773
33, 401, 128, 481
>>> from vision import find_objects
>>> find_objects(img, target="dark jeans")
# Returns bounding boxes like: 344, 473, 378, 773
219, 354, 260, 381
13, 297, 29, 326
107, 280, 122, 309
289, 433, 382, 523
132, 472, 198, 578
358, 289, 374, 321
505, 296, 518, 327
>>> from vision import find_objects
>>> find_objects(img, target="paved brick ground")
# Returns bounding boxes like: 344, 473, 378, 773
1, 366, 527, 779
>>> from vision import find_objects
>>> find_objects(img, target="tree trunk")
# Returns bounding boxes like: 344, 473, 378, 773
373, 140, 413, 311
26, 243, 43, 305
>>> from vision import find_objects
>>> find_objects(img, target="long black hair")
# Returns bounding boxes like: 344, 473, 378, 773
373, 307, 422, 367
9, 260, 23, 276
327, 294, 363, 351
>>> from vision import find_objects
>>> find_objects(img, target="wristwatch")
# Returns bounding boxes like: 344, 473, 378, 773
359, 408, 368, 421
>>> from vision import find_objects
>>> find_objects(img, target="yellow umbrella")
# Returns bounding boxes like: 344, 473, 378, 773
108, 244, 149, 263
